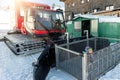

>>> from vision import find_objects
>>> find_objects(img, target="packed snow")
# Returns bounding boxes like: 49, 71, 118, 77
1, 37, 120, 80
99, 63, 120, 80
0, 41, 40, 80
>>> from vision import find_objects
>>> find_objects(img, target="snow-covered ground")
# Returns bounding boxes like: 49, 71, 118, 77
0, 32, 77, 80
99, 63, 120, 80
46, 69, 77, 80
0, 34, 120, 80
0, 41, 40, 80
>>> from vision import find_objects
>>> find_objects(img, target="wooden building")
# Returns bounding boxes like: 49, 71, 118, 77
60, 0, 120, 18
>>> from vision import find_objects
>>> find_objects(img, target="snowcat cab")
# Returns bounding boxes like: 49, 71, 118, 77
13, 0, 66, 39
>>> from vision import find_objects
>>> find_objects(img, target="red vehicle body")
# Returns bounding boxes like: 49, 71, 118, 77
12, 0, 66, 37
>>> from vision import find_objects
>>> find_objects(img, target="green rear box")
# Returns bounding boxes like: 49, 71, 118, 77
66, 17, 98, 38
99, 22, 120, 38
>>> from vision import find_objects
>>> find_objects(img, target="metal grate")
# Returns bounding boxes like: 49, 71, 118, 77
56, 37, 120, 80
87, 43, 120, 80
55, 45, 82, 80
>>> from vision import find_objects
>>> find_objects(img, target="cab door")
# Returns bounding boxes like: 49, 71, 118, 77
24, 8, 35, 33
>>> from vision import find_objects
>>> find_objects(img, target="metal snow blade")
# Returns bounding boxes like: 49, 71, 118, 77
33, 44, 51, 80
4, 34, 45, 55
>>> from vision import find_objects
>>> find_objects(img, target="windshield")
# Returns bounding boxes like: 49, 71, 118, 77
37, 10, 63, 21
36, 10, 64, 30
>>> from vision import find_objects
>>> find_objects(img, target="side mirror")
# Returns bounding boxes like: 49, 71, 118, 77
56, 9, 63, 13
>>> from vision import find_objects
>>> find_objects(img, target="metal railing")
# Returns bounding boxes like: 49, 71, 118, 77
55, 37, 120, 80
55, 44, 83, 80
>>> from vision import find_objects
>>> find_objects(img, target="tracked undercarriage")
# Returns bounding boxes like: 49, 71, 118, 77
4, 34, 45, 55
